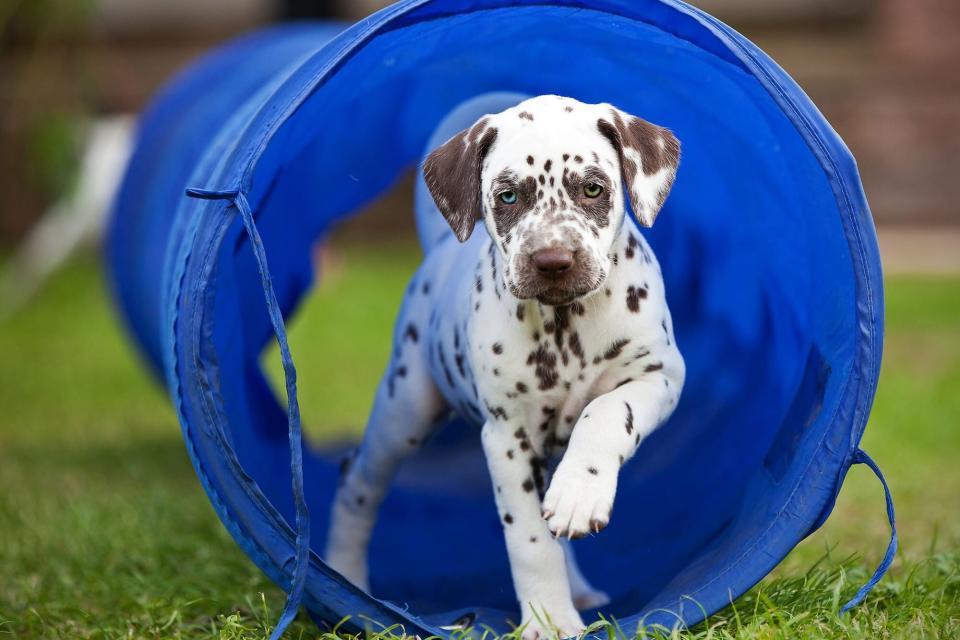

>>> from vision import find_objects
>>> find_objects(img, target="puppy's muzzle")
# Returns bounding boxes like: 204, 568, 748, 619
520, 246, 598, 306
532, 247, 575, 278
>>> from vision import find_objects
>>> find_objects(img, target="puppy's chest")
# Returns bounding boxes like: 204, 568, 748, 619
469, 301, 633, 425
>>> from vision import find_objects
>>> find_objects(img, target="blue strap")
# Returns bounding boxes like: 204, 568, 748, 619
839, 448, 897, 614
186, 186, 311, 639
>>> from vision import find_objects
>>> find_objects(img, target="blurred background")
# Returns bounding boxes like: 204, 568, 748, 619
1, 1, 957, 638
2, 0, 959, 250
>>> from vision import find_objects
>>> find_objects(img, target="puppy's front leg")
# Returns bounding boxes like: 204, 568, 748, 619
481, 422, 584, 640
543, 372, 681, 539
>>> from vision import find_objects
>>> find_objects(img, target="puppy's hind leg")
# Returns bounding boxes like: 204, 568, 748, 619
324, 341, 445, 592
562, 540, 610, 610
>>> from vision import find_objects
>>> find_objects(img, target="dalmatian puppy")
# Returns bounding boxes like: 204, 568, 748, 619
325, 95, 684, 639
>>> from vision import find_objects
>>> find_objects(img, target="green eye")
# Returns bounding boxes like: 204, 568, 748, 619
583, 182, 603, 198
499, 190, 518, 204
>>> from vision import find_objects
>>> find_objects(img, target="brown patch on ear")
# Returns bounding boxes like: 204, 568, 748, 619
423, 118, 498, 242
598, 108, 680, 227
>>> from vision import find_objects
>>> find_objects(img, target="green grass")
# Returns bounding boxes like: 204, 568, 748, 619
0, 247, 957, 639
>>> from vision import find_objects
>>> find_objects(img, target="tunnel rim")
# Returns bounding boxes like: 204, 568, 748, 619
165, 0, 883, 635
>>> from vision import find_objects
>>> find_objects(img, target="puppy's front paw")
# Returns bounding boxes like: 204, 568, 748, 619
520, 605, 584, 640
541, 460, 616, 539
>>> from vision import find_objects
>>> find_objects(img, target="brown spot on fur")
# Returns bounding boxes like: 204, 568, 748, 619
597, 110, 680, 223
604, 338, 631, 360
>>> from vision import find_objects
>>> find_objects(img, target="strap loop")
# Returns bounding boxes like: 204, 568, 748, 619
186, 186, 310, 639
839, 448, 897, 614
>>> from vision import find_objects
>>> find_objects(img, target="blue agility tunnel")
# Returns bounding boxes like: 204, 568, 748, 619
106, 1, 895, 637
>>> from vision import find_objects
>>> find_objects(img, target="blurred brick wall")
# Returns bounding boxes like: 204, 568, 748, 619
750, 0, 960, 225
1, 0, 957, 245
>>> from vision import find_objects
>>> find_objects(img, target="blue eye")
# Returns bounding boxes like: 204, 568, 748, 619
498, 190, 518, 204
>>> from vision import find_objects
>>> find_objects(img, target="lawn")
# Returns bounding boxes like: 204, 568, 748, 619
0, 244, 957, 639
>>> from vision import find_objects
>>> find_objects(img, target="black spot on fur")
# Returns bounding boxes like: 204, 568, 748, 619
438, 344, 455, 388
527, 155, 534, 165
544, 159, 552, 172
523, 478, 535, 493
519, 111, 533, 121
516, 304, 525, 321
645, 362, 664, 372
503, 513, 514, 524
574, 155, 583, 163
588, 467, 598, 475
338, 450, 355, 486
516, 381, 528, 393
404, 323, 419, 342
615, 378, 634, 389
563, 153, 570, 161
486, 403, 508, 421
492, 342, 503, 355
624, 402, 634, 435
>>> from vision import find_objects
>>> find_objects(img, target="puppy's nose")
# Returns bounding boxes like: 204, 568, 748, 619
532, 247, 575, 277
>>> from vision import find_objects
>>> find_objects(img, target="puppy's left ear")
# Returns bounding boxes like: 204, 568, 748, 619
422, 118, 499, 242
597, 107, 680, 227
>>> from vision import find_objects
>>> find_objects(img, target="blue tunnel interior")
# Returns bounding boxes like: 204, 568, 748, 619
106, 1, 883, 634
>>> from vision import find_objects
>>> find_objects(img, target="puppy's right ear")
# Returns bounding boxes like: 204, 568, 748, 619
422, 118, 498, 242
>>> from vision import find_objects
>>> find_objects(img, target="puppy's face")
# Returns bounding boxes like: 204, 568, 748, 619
424, 95, 679, 306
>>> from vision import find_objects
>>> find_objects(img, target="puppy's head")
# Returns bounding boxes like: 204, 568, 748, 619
423, 95, 680, 306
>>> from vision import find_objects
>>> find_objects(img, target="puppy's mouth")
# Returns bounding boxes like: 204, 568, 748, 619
509, 279, 602, 307
535, 288, 583, 306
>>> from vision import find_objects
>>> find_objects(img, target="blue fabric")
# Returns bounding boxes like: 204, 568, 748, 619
839, 449, 898, 614
105, 1, 889, 636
